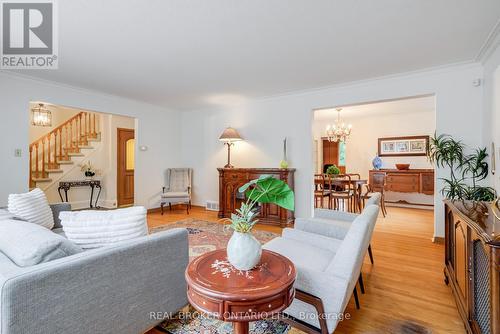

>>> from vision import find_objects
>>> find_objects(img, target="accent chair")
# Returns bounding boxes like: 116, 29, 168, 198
263, 196, 380, 333
161, 168, 192, 214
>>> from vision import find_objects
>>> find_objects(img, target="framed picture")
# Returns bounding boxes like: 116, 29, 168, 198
378, 135, 429, 157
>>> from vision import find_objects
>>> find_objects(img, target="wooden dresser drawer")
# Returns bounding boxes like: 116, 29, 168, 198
386, 173, 420, 193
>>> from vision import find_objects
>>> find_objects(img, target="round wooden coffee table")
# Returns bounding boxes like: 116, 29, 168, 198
185, 248, 296, 334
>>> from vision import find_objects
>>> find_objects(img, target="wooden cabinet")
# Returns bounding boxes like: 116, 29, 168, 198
217, 168, 295, 227
444, 201, 500, 334
369, 169, 434, 196
322, 139, 345, 174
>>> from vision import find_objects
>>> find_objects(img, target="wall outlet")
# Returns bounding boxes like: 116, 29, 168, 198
14, 149, 22, 157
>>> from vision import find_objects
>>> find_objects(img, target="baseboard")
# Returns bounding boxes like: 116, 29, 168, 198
147, 207, 162, 213
432, 236, 445, 244
147, 204, 206, 214
385, 202, 434, 210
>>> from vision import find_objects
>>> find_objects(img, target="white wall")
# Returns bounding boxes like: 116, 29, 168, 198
181, 63, 485, 238
481, 39, 500, 192
0, 72, 181, 209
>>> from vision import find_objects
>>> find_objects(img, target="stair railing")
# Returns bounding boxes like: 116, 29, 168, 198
29, 111, 100, 187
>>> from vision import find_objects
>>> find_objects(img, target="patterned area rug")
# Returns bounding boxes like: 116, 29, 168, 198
150, 219, 278, 261
150, 219, 301, 334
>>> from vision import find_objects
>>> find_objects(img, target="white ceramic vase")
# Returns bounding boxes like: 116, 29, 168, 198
227, 231, 262, 271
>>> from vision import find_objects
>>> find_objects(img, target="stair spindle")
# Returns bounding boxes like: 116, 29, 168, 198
70, 122, 74, 150
41, 138, 46, 178
92, 113, 96, 136
95, 113, 99, 135
47, 134, 51, 168
54, 131, 58, 162
83, 112, 89, 140
29, 145, 33, 187
65, 125, 69, 158
35, 143, 39, 178
79, 113, 83, 144
58, 128, 62, 161
73, 117, 76, 148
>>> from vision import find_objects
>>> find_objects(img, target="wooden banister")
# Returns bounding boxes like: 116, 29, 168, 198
29, 111, 100, 184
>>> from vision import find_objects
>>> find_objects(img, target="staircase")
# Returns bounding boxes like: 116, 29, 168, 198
29, 112, 101, 189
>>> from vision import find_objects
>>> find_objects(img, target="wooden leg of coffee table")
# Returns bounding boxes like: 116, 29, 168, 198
233, 321, 249, 334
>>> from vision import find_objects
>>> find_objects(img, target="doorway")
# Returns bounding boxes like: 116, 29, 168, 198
117, 128, 135, 207
322, 139, 346, 174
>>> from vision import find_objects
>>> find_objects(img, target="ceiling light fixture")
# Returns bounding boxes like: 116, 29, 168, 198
325, 108, 352, 142
31, 103, 52, 127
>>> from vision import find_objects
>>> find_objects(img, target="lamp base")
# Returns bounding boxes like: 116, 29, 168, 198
224, 163, 234, 168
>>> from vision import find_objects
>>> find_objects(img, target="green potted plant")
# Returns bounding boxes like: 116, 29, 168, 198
223, 175, 294, 270
326, 165, 341, 176
428, 134, 496, 220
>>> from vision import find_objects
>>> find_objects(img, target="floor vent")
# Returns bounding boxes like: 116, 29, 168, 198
206, 201, 219, 211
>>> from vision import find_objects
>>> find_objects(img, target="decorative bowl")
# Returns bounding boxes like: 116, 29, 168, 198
395, 164, 410, 170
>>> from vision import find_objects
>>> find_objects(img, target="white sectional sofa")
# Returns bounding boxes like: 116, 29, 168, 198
0, 204, 189, 334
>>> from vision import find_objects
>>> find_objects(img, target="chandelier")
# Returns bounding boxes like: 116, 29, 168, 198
325, 108, 352, 142
31, 103, 52, 127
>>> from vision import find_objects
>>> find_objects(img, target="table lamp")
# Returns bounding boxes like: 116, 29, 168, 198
219, 127, 243, 168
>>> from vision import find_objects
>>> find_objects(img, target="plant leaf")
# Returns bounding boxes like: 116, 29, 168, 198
245, 176, 295, 211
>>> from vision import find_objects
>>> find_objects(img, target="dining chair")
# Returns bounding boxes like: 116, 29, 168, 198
314, 174, 330, 208
328, 174, 356, 212
363, 175, 387, 217
346, 173, 363, 212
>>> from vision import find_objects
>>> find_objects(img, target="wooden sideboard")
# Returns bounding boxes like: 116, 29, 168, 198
444, 200, 500, 334
369, 169, 434, 195
218, 168, 295, 227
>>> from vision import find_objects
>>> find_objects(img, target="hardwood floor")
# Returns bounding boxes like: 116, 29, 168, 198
145, 205, 465, 334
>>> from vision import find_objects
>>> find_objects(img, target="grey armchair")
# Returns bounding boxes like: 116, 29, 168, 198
263, 204, 380, 333
161, 168, 192, 214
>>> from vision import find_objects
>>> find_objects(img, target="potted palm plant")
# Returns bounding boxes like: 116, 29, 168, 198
428, 134, 496, 222
224, 175, 294, 270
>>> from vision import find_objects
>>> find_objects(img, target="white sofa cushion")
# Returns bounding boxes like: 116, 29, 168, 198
0, 219, 82, 267
161, 191, 190, 199
59, 206, 148, 249
281, 228, 343, 253
7, 188, 54, 229
263, 237, 335, 272
295, 217, 351, 239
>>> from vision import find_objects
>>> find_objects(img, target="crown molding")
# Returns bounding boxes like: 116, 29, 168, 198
188, 61, 479, 114
476, 18, 500, 63
0, 70, 176, 112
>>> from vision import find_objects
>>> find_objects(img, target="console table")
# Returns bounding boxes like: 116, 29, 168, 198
185, 249, 296, 334
444, 200, 500, 333
218, 168, 295, 227
58, 180, 102, 208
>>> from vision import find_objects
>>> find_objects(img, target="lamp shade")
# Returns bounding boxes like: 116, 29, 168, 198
219, 127, 243, 142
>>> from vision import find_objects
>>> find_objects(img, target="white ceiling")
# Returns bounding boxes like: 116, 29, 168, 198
313, 95, 436, 121
12, 0, 500, 111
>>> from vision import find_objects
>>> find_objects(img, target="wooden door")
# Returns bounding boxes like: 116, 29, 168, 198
322, 139, 346, 173
117, 128, 135, 207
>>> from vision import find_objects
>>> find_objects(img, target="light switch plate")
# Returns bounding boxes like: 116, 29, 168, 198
14, 149, 22, 157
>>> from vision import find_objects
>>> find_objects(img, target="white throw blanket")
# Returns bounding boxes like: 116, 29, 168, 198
59, 206, 148, 249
